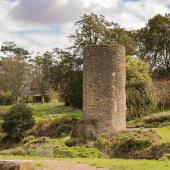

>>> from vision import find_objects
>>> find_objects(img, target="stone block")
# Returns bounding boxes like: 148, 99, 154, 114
0, 161, 33, 170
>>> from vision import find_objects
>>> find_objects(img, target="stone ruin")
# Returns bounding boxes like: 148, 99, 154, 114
83, 45, 126, 138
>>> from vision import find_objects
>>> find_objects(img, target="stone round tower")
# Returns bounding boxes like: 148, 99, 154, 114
83, 45, 126, 138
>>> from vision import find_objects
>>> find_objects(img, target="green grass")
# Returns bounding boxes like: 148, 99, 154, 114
70, 158, 170, 170
128, 110, 170, 128
28, 103, 83, 121
127, 109, 170, 144
51, 138, 104, 158
0, 103, 83, 121
0, 155, 170, 170
155, 126, 170, 143
0, 104, 170, 169
0, 136, 105, 158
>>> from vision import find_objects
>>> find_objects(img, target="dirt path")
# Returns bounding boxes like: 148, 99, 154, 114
34, 160, 108, 170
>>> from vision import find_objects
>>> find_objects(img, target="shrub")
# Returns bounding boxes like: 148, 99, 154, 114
29, 117, 78, 138
126, 56, 157, 120
95, 131, 170, 160
133, 143, 170, 160
153, 80, 170, 110
2, 104, 35, 143
60, 70, 83, 108
56, 124, 74, 137
113, 137, 151, 157
65, 137, 87, 147
95, 131, 154, 159
24, 137, 48, 148
0, 147, 28, 156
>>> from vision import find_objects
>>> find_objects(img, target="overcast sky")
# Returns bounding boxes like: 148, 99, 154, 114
0, 0, 169, 53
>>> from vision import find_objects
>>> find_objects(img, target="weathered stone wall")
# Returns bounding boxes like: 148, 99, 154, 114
83, 45, 126, 138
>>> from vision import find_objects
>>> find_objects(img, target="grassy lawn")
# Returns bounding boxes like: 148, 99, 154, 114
155, 126, 170, 143
0, 104, 170, 170
0, 103, 83, 121
0, 136, 105, 158
49, 137, 105, 158
71, 158, 170, 170
0, 155, 170, 170
29, 103, 83, 121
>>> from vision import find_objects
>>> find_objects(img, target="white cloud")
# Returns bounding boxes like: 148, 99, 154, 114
12, 32, 69, 52
0, 0, 169, 52
11, 0, 88, 25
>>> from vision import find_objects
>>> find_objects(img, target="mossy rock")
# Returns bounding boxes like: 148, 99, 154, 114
65, 138, 87, 147
65, 139, 77, 147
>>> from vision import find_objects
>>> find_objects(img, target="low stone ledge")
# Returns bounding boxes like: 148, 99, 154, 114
0, 160, 33, 170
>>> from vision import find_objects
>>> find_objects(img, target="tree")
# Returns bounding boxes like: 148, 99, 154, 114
53, 13, 136, 108
42, 13, 143, 110
0, 42, 30, 103
136, 14, 170, 71
126, 56, 157, 120
69, 13, 137, 55
40, 49, 83, 108
31, 53, 51, 103
2, 104, 35, 143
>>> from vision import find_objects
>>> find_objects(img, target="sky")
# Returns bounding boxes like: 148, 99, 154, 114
0, 0, 169, 53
